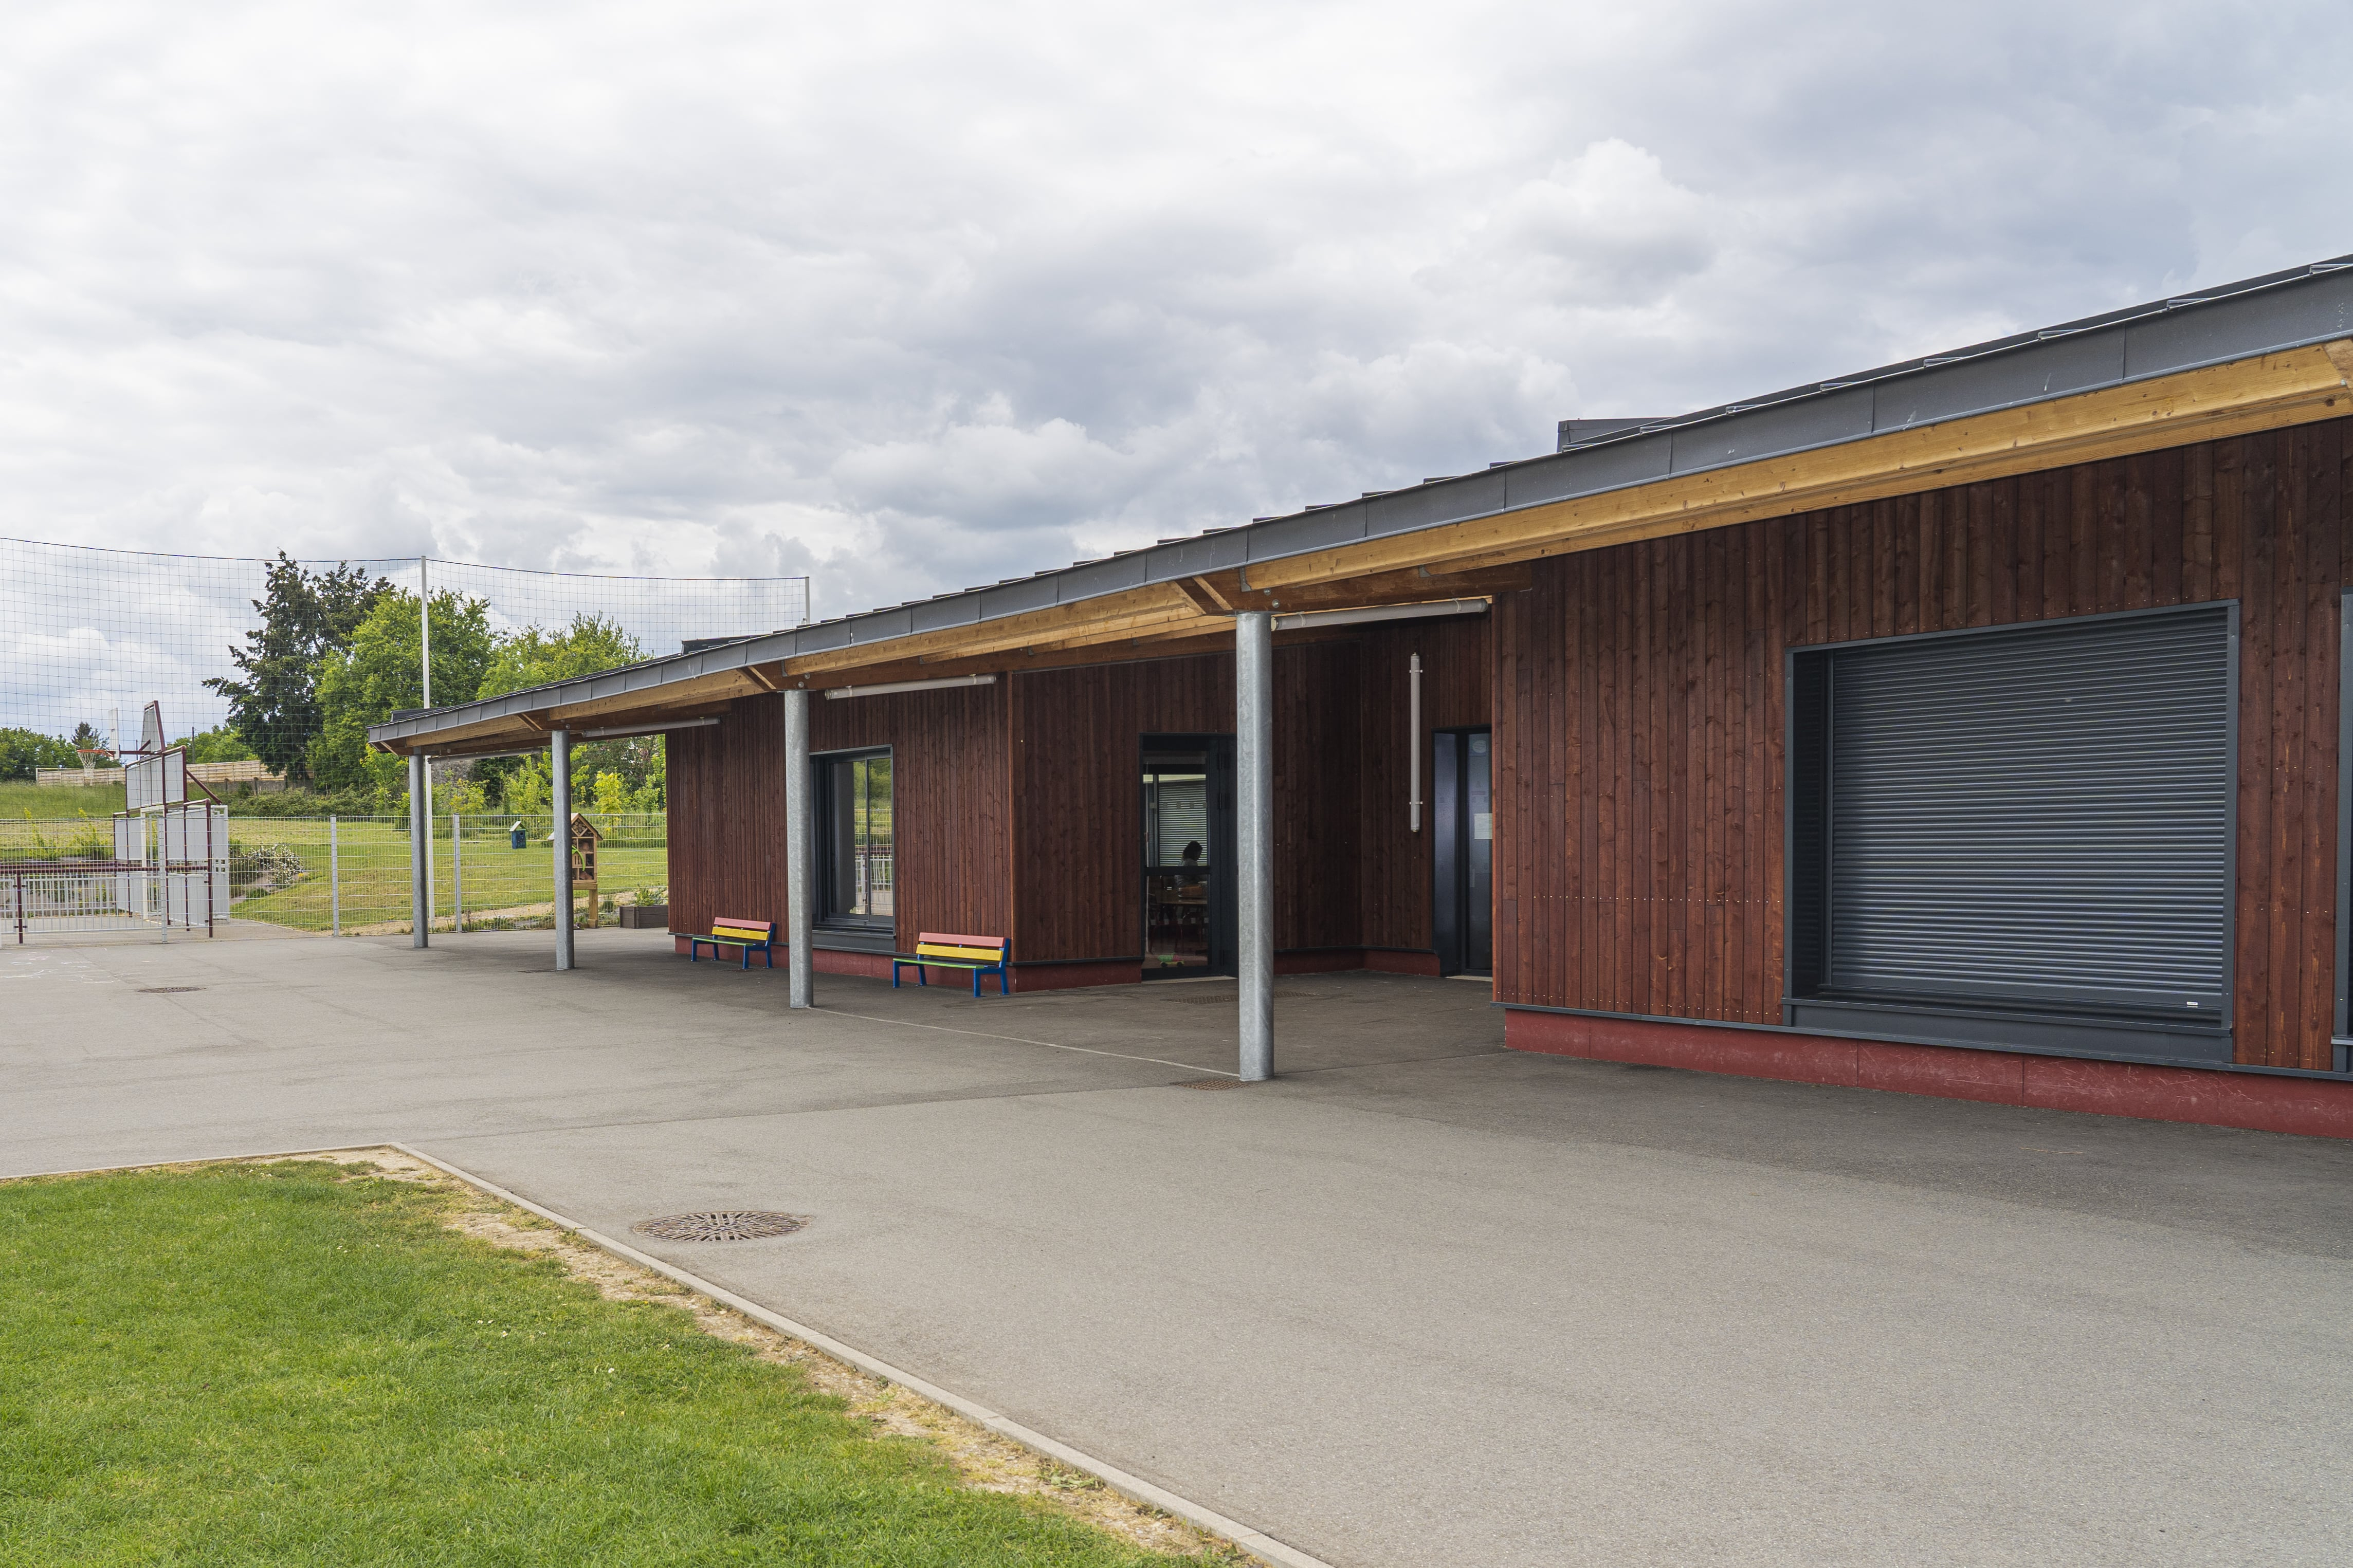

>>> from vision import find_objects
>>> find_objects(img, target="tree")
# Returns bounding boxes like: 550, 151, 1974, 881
477, 614, 650, 809
204, 555, 390, 785
478, 613, 644, 698
307, 590, 496, 801
172, 728, 257, 764
0, 728, 76, 782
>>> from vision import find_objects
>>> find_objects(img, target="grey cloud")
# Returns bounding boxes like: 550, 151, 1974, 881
2, 0, 2348, 625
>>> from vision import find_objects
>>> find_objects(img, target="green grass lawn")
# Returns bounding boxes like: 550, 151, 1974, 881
0, 1160, 1192, 1566
225, 821, 670, 932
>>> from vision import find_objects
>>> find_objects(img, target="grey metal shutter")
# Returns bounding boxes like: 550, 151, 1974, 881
1826, 606, 2233, 1019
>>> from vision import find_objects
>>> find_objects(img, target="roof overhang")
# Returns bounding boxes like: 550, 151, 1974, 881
372, 258, 2353, 758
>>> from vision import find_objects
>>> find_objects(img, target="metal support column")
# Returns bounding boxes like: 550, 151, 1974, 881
407, 753, 429, 948
329, 817, 340, 936
1236, 610, 1273, 1081
552, 728, 574, 971
783, 687, 813, 1008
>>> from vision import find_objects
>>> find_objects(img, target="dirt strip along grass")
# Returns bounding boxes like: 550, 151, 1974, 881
0, 1152, 1234, 1566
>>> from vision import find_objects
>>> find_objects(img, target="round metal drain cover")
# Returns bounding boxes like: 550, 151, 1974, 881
139, 986, 203, 994
633, 1211, 807, 1242
1173, 1078, 1243, 1091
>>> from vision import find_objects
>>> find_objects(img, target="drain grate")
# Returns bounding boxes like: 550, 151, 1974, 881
1172, 1078, 1244, 1091
633, 1211, 807, 1242
138, 986, 203, 994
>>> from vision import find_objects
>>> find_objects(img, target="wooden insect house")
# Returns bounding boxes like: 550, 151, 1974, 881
569, 811, 603, 928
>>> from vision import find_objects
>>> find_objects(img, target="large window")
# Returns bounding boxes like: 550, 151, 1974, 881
819, 749, 893, 927
1786, 603, 2235, 1064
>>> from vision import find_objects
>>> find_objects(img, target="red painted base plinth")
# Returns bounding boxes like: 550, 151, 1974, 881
1505, 1009, 2353, 1140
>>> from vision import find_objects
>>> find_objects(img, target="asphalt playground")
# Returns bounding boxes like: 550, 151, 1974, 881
6, 927, 2351, 1566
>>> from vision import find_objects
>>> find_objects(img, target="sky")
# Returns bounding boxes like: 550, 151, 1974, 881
4, 1, 2350, 624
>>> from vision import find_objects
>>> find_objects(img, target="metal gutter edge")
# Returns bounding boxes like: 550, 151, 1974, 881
389, 1143, 1339, 1568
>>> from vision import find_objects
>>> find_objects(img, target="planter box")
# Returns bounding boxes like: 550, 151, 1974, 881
618, 905, 669, 930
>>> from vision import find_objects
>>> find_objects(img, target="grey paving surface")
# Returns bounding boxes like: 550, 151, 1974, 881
6, 930, 2351, 1566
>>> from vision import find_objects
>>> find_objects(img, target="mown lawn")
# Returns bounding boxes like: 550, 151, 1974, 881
226, 820, 670, 932
0, 1162, 1187, 1566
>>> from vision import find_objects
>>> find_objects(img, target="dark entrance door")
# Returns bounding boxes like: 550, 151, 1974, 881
1433, 728, 1493, 976
1141, 735, 1235, 977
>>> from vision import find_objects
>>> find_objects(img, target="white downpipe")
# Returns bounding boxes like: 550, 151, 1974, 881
1408, 654, 1423, 833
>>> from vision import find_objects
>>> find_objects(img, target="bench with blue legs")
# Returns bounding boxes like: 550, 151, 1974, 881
679, 916, 777, 969
891, 932, 1010, 997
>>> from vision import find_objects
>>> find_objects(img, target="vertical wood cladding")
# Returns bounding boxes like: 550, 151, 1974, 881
1354, 616, 1492, 951
667, 681, 1010, 950
1494, 418, 2352, 1072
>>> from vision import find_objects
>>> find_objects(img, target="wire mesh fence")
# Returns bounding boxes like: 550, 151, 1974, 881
1, 536, 808, 789
1, 813, 667, 942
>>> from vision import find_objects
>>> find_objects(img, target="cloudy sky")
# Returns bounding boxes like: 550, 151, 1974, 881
5, 0, 2349, 622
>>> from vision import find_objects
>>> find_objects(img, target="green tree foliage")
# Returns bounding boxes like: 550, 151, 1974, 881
204, 556, 390, 785
171, 727, 257, 764
478, 612, 643, 698
307, 591, 496, 802
0, 728, 77, 781
473, 614, 650, 811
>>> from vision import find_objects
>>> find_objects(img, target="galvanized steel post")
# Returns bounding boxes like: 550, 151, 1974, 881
552, 728, 574, 971
784, 686, 813, 1009
1237, 610, 1273, 1081
328, 816, 340, 936
407, 752, 429, 948
452, 811, 463, 932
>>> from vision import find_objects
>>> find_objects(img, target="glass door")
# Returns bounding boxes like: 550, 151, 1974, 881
1433, 729, 1493, 975
1142, 738, 1234, 976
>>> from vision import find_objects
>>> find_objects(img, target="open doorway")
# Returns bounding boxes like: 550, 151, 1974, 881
1433, 728, 1492, 976
1141, 735, 1235, 977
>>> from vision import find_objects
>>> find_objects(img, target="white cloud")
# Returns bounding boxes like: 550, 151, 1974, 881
0, 0, 2347, 627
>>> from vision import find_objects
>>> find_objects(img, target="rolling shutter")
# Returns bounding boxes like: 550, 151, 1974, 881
1824, 606, 2233, 1020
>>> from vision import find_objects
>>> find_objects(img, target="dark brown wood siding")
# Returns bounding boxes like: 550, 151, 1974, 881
1355, 616, 1492, 952
1494, 417, 2353, 1072
667, 681, 1011, 950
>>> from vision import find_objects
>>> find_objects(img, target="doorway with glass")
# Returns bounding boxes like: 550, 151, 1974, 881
1433, 728, 1493, 976
1141, 736, 1235, 977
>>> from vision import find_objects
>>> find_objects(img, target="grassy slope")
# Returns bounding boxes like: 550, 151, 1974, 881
0, 1163, 1180, 1567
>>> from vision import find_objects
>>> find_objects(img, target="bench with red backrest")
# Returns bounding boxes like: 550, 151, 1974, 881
891, 932, 1010, 997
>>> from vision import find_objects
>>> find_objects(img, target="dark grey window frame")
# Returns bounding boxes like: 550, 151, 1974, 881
1783, 601, 2240, 1067
813, 744, 895, 938
2336, 590, 2353, 1073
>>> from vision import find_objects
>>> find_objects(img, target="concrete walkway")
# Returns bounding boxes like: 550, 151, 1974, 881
6, 930, 2350, 1566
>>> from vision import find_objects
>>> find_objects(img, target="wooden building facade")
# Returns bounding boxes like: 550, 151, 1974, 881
666, 614, 1493, 987
372, 256, 2353, 1137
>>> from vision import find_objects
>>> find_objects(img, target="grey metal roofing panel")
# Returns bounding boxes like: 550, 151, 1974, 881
1670, 386, 1875, 470
1245, 502, 1366, 562
910, 595, 980, 634
1507, 430, 1675, 507
1054, 554, 1151, 602
853, 606, 914, 642
2123, 278, 2353, 380
974, 575, 1061, 619
373, 253, 2353, 748
1364, 470, 1512, 536
1874, 331, 2124, 430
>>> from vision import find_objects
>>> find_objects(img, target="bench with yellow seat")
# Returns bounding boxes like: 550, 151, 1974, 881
680, 916, 777, 970
892, 932, 1010, 997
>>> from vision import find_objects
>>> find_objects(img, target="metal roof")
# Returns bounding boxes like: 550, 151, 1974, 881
373, 253, 2353, 747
